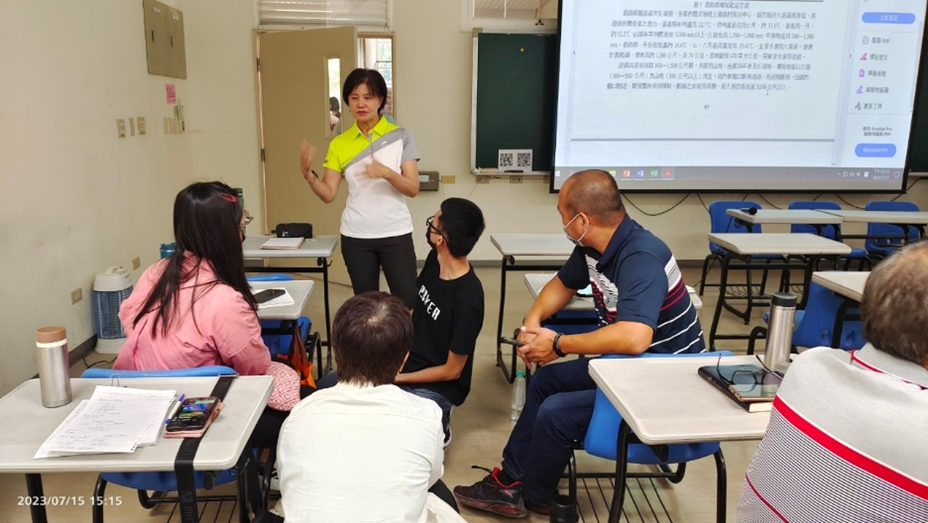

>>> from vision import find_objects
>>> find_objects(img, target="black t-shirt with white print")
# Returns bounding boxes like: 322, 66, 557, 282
401, 249, 484, 406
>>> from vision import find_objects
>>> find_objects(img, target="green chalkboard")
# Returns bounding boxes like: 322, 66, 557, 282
474, 33, 557, 172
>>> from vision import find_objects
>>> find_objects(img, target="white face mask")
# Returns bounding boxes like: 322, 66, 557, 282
563, 213, 589, 247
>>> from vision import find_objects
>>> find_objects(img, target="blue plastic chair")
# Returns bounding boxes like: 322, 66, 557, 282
700, 200, 778, 296
79, 366, 260, 523
865, 201, 921, 259
746, 283, 865, 355
788, 201, 869, 270
567, 351, 732, 523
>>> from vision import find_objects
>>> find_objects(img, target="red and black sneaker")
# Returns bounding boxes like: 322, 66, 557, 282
453, 466, 528, 518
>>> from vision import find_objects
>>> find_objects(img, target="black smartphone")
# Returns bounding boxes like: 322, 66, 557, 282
166, 397, 219, 432
500, 336, 526, 347
254, 288, 286, 304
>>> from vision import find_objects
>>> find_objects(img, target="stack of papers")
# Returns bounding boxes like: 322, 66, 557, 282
35, 386, 177, 459
261, 237, 305, 250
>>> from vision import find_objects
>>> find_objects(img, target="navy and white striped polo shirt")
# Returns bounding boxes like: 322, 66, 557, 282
557, 216, 705, 354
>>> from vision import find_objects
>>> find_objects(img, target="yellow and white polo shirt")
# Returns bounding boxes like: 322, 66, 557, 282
323, 116, 420, 239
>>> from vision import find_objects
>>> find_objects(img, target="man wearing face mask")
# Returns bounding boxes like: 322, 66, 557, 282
395, 198, 486, 448
454, 169, 704, 518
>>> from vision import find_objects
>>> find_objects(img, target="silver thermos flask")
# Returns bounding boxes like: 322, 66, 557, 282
764, 293, 796, 373
35, 326, 72, 408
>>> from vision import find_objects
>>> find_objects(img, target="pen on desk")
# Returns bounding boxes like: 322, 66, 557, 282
165, 394, 185, 425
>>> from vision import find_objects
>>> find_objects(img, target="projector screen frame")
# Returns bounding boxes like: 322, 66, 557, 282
549, 0, 928, 195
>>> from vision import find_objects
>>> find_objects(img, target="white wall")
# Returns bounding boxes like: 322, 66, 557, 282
0, 0, 261, 393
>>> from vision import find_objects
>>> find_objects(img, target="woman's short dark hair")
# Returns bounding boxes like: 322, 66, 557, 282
332, 292, 412, 386
861, 241, 928, 366
438, 198, 486, 258
329, 96, 340, 116
135, 181, 256, 336
342, 68, 388, 115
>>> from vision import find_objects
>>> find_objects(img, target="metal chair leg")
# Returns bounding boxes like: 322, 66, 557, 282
93, 475, 108, 523
713, 448, 728, 523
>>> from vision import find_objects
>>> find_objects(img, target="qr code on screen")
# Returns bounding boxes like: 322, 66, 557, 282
499, 153, 514, 167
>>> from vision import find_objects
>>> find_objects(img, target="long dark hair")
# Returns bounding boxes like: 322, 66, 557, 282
135, 181, 256, 336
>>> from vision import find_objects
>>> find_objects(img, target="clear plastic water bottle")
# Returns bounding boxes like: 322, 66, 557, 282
511, 370, 526, 421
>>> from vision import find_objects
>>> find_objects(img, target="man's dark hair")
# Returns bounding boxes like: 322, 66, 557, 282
438, 198, 486, 258
342, 68, 388, 115
135, 181, 255, 336
861, 241, 928, 366
331, 292, 412, 385
562, 169, 625, 224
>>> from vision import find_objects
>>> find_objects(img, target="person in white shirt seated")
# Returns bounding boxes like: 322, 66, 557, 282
739, 241, 928, 522
271, 291, 466, 523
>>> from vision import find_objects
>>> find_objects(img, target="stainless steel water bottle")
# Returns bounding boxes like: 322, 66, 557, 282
764, 293, 796, 373
35, 326, 72, 408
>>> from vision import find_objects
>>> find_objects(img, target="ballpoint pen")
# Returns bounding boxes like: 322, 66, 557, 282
165, 394, 185, 425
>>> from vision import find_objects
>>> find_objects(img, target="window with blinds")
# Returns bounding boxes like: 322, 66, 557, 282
258, 0, 391, 30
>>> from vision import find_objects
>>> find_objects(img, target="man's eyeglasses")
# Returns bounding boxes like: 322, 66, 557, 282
715, 354, 782, 387
426, 216, 446, 241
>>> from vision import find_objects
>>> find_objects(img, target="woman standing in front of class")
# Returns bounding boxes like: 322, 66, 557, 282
299, 68, 420, 309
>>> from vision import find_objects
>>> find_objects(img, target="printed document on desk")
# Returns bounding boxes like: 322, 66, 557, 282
261, 237, 305, 250
35, 386, 177, 458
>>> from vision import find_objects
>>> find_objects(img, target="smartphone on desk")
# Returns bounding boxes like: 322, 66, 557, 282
254, 288, 286, 304
166, 397, 220, 432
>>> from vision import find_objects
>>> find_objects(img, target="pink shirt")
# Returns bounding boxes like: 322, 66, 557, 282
114, 256, 270, 376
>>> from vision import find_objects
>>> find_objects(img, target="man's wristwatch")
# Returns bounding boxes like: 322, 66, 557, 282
552, 333, 566, 358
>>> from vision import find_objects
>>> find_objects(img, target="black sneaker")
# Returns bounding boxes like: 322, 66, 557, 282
524, 496, 554, 516
453, 466, 528, 518
443, 426, 452, 448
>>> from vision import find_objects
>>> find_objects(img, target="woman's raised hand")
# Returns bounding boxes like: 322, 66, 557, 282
300, 139, 318, 181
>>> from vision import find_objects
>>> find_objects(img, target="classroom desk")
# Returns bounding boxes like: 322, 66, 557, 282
589, 356, 770, 523
812, 271, 870, 348
243, 235, 338, 358
490, 234, 574, 383
707, 233, 851, 351
817, 209, 928, 242
726, 209, 842, 235
523, 273, 703, 311
0, 376, 272, 523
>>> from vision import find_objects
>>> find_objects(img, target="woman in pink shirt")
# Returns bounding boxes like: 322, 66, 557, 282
115, 181, 305, 447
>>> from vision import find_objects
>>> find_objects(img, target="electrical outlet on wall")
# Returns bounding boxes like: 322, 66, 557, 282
476, 176, 490, 184
510, 175, 523, 184
70, 288, 83, 305
132, 256, 141, 270
116, 119, 126, 139
137, 116, 146, 135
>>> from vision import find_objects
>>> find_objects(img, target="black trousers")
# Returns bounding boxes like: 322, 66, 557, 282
251, 385, 316, 449
341, 233, 418, 309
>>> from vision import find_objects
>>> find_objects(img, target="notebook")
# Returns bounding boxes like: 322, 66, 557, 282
697, 364, 780, 413
35, 386, 178, 458
261, 237, 305, 250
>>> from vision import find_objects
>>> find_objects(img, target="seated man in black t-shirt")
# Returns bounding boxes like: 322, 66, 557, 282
395, 198, 486, 447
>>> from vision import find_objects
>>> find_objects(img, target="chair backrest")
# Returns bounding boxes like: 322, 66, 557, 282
583, 351, 732, 461
791, 283, 865, 351
865, 201, 921, 253
246, 274, 295, 282
788, 201, 841, 239
81, 365, 238, 379
708, 201, 762, 253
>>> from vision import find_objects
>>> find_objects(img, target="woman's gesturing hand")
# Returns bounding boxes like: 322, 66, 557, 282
300, 139, 318, 182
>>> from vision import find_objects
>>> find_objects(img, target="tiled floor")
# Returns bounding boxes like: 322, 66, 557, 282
1, 265, 777, 522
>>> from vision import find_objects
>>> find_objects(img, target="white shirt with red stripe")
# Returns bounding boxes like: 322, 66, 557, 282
739, 344, 928, 522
